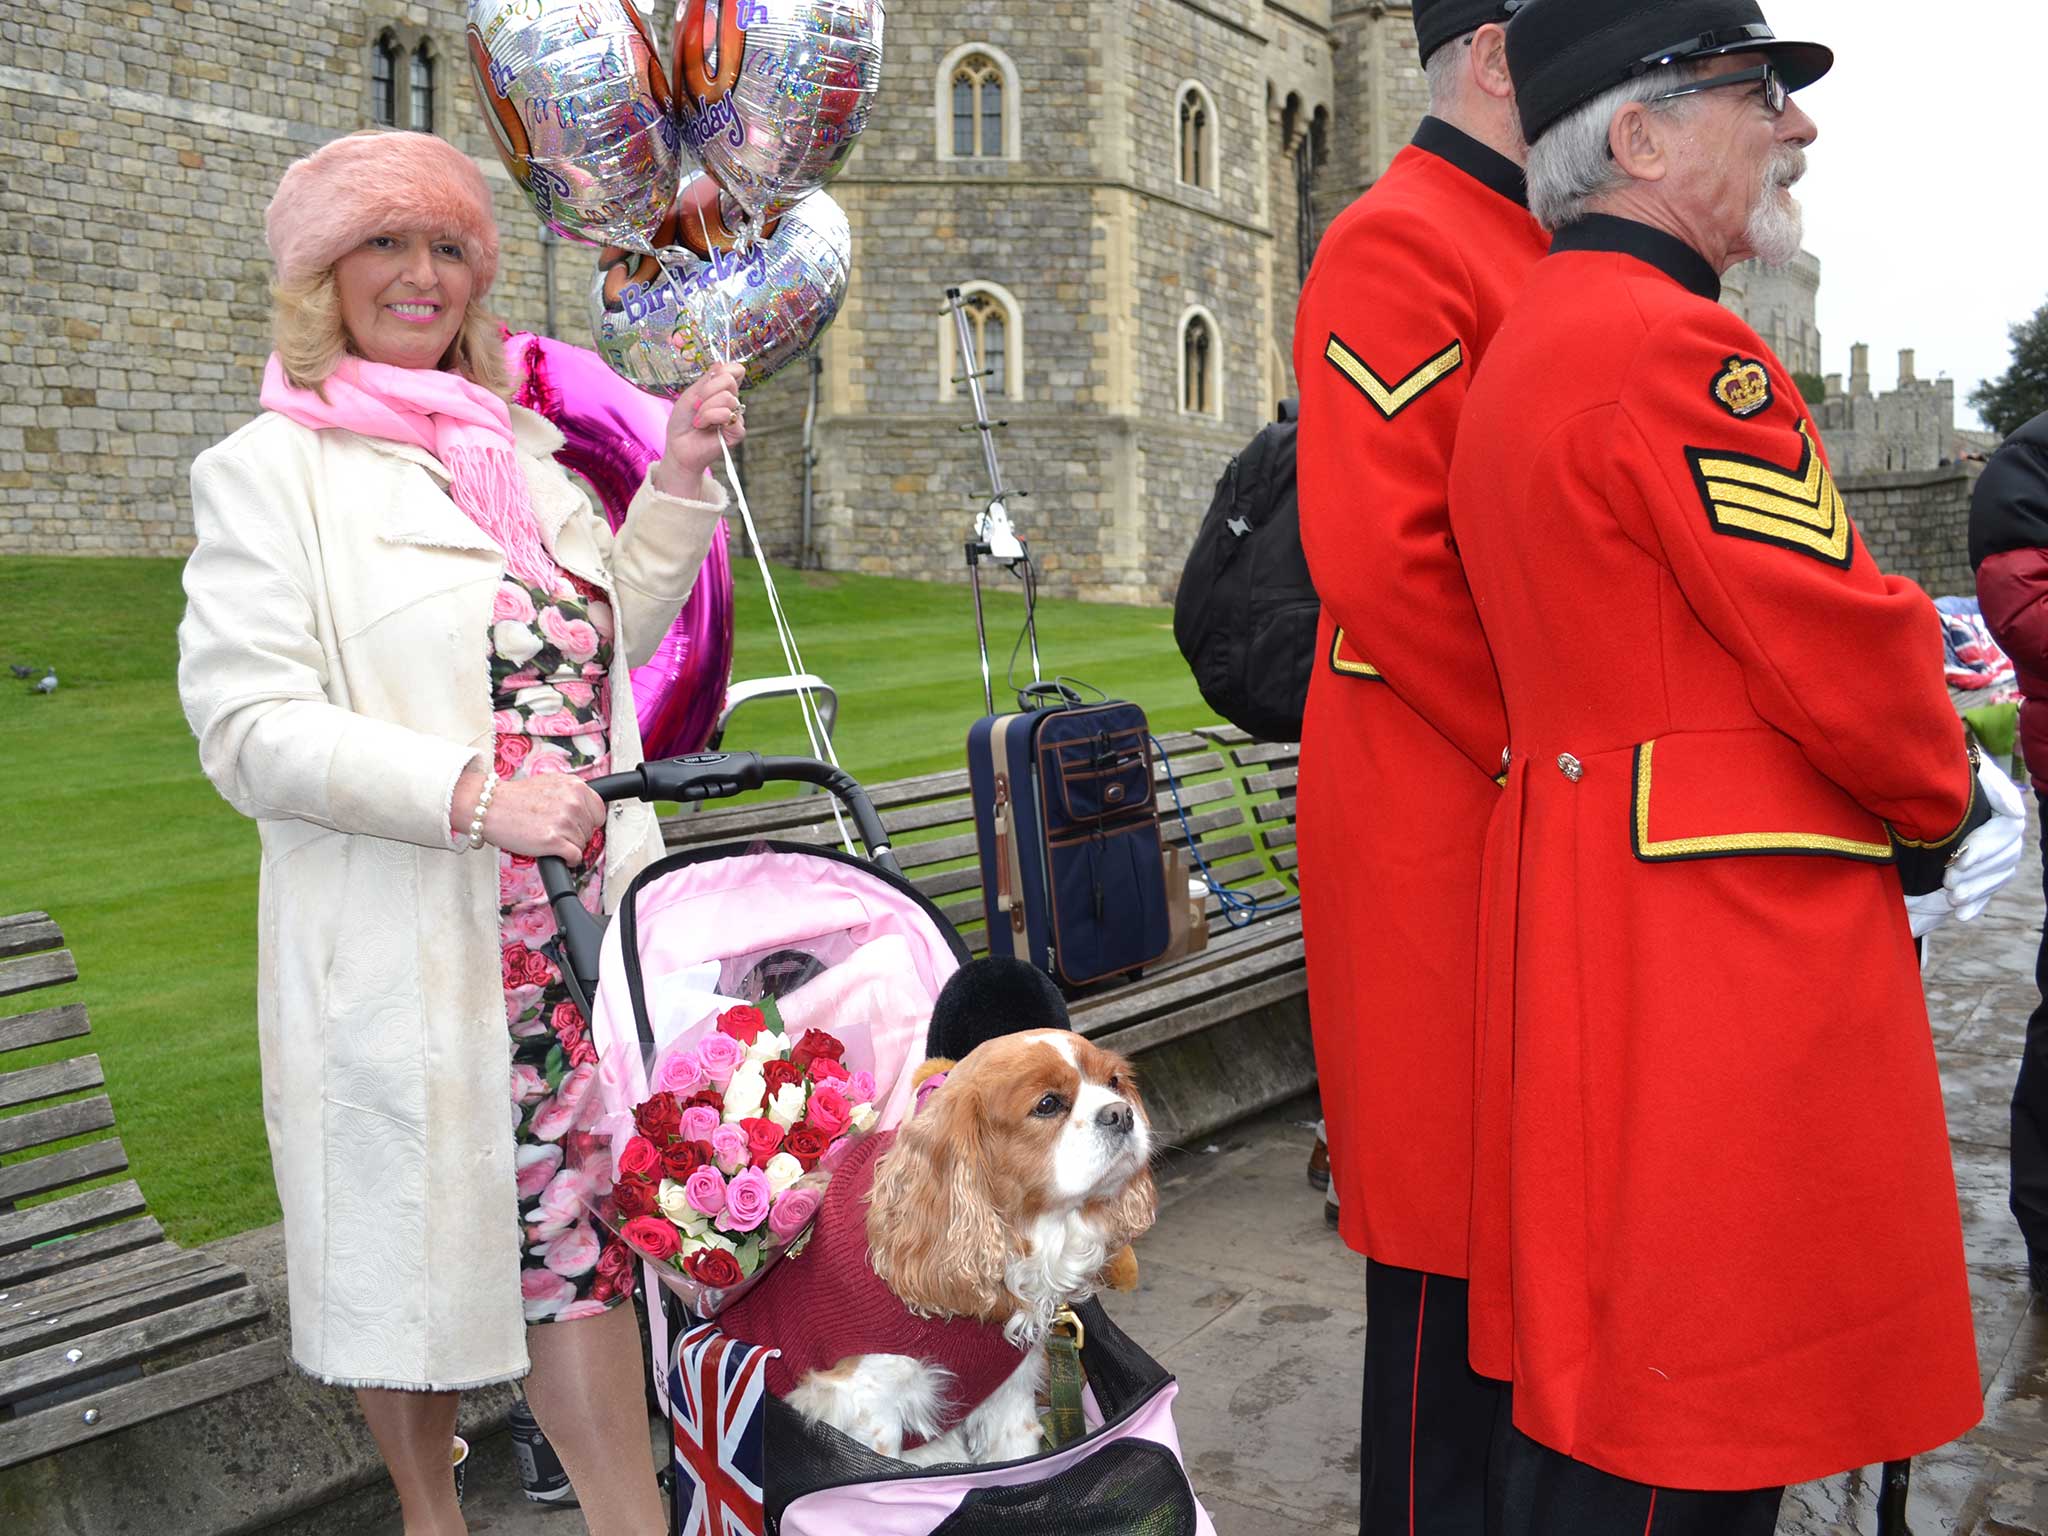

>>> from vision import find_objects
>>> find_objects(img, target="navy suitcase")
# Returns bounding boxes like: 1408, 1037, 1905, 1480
967, 699, 1173, 988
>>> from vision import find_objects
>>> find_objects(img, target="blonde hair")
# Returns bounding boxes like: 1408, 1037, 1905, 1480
270, 268, 511, 398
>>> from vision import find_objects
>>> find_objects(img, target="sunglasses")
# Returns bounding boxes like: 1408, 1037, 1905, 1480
1651, 63, 1789, 116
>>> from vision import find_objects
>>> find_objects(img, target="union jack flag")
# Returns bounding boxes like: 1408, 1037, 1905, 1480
670, 1322, 774, 1536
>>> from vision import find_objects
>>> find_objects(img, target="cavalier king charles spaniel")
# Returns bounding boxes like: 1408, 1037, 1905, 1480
784, 1028, 1157, 1465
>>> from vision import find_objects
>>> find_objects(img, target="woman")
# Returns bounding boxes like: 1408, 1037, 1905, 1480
177, 130, 743, 1536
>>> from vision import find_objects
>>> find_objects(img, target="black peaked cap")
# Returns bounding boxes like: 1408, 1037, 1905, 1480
1507, 0, 1832, 145
1415, 0, 1521, 65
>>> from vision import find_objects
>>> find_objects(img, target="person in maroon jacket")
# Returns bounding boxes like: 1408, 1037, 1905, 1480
1971, 410, 2048, 1298
1292, 2, 1545, 1530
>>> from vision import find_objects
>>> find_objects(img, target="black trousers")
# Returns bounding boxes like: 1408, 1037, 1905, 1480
1490, 1426, 1784, 1536
1360, 1260, 1507, 1536
2018, 830, 2048, 1284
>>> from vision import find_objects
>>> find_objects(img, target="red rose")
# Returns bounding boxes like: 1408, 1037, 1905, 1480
783, 1123, 829, 1171
612, 1175, 657, 1219
563, 1032, 597, 1070
618, 1137, 662, 1181
621, 1214, 681, 1263
660, 1139, 712, 1181
717, 1004, 767, 1044
495, 734, 532, 775
679, 1088, 726, 1118
634, 1093, 683, 1144
762, 1058, 805, 1097
515, 944, 554, 988
682, 1248, 745, 1288
551, 1002, 583, 1033
807, 1056, 850, 1087
740, 1116, 785, 1168
596, 1239, 636, 1297
789, 1029, 846, 1073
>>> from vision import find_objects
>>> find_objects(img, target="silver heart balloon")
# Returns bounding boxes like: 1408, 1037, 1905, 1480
590, 182, 851, 395
672, 0, 884, 225
466, 0, 683, 249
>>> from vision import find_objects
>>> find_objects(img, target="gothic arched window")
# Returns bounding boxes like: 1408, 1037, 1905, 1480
962, 292, 1007, 398
1177, 84, 1217, 190
1181, 311, 1217, 416
410, 45, 436, 133
372, 34, 400, 127
952, 53, 1004, 158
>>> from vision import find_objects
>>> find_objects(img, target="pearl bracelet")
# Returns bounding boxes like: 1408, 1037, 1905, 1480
467, 769, 500, 851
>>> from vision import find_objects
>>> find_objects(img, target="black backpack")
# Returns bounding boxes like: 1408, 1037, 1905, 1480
1172, 401, 1318, 743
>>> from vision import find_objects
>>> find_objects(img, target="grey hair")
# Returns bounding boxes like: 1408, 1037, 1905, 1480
1525, 67, 1701, 232
1424, 32, 1474, 114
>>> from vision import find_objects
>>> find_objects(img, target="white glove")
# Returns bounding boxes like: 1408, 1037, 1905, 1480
1944, 754, 2028, 920
1904, 887, 1951, 938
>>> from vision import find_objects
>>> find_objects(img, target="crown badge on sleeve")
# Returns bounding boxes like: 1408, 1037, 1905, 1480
1710, 355, 1773, 418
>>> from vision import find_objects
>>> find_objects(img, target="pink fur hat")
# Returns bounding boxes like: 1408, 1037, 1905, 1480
265, 130, 502, 295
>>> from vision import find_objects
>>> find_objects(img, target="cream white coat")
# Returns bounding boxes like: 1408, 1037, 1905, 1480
178, 403, 725, 1390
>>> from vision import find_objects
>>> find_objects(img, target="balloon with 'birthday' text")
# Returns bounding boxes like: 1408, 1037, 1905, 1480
590, 184, 850, 396
672, 0, 884, 225
466, 0, 682, 250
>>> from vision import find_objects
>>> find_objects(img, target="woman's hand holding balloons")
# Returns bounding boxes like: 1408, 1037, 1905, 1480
652, 362, 747, 494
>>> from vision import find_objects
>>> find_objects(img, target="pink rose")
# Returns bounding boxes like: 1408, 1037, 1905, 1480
491, 708, 524, 735
710, 1123, 750, 1176
805, 1085, 852, 1140
510, 1063, 549, 1106
683, 1165, 728, 1218
652, 1046, 706, 1097
499, 859, 544, 906
554, 1298, 610, 1321
515, 1142, 562, 1197
679, 1104, 721, 1144
494, 734, 532, 776
543, 1223, 600, 1277
525, 744, 574, 776
696, 1032, 745, 1089
529, 1093, 579, 1143
807, 1056, 850, 1086
766, 1184, 822, 1244
502, 670, 541, 690
586, 600, 615, 641
502, 904, 555, 949
530, 710, 586, 737
847, 1069, 877, 1106
720, 1167, 772, 1233
521, 1269, 577, 1320
621, 1214, 681, 1263
494, 582, 537, 624
540, 607, 601, 662
556, 679, 594, 708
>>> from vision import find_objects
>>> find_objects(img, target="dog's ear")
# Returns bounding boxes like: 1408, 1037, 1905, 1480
1096, 1163, 1158, 1258
866, 1079, 1013, 1323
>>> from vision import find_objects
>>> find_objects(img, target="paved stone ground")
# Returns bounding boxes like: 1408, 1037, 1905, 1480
432, 820, 2048, 1536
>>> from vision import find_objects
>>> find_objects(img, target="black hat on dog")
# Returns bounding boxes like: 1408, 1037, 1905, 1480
1415, 0, 1521, 65
925, 957, 1073, 1063
1507, 0, 1833, 145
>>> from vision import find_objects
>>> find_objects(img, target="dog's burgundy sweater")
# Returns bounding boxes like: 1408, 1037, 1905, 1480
716, 1130, 1032, 1449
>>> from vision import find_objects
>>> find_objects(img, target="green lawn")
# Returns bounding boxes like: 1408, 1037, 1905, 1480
0, 555, 1216, 1245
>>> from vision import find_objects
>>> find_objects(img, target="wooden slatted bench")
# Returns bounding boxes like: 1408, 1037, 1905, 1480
659, 729, 1317, 1145
0, 912, 285, 1471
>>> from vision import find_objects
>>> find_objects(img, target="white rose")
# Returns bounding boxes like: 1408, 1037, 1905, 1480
849, 1103, 879, 1134
657, 1179, 694, 1225
722, 1063, 767, 1123
762, 1152, 805, 1195
492, 620, 543, 665
745, 1030, 789, 1065
766, 1082, 808, 1129
692, 1226, 738, 1256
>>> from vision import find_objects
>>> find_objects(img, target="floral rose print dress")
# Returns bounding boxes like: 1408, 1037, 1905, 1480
492, 570, 636, 1323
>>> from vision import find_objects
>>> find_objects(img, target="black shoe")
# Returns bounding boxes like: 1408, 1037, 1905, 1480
1325, 1194, 1340, 1228
2030, 1256, 2047, 1298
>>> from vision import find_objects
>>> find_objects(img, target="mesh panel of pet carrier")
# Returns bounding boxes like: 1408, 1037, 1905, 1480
759, 1299, 1179, 1528
926, 1440, 1200, 1536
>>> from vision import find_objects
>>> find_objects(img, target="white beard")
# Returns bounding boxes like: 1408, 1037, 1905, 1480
1745, 146, 1807, 269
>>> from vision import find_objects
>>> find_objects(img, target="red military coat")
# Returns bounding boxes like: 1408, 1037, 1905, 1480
1447, 214, 1983, 1489
1294, 118, 1547, 1277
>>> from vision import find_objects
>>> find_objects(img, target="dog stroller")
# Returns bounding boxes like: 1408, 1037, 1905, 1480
540, 751, 1215, 1535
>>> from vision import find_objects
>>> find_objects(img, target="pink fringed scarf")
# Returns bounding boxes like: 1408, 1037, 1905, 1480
261, 353, 558, 587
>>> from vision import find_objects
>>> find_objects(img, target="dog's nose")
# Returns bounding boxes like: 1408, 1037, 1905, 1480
1096, 1101, 1134, 1135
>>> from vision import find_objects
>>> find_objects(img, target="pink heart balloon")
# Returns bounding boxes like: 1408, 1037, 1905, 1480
506, 331, 734, 759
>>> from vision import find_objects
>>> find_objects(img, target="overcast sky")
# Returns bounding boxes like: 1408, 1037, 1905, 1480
1770, 0, 2045, 428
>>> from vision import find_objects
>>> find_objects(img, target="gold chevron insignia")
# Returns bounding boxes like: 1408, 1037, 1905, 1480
1325, 333, 1463, 421
1684, 420, 1853, 568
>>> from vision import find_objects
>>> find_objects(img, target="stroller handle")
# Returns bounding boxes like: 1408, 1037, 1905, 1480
534, 752, 900, 1012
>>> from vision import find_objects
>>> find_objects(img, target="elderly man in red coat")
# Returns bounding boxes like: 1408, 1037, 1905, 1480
1445, 0, 2028, 1531
1293, 1, 1544, 1529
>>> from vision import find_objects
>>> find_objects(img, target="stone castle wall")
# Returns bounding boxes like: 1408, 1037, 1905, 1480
1842, 463, 1978, 599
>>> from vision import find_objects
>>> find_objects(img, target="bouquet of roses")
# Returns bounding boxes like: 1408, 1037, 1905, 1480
602, 997, 879, 1313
